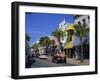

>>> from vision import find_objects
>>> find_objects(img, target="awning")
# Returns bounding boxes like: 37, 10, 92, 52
66, 24, 75, 31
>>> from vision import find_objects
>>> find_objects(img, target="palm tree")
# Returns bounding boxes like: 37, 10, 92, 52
39, 36, 51, 54
32, 43, 38, 49
39, 36, 51, 46
52, 29, 66, 49
74, 22, 89, 62
25, 33, 30, 55
26, 33, 30, 41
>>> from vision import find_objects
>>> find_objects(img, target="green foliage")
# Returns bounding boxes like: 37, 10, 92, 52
74, 22, 89, 62
39, 36, 51, 47
51, 29, 66, 43
26, 33, 30, 42
74, 22, 89, 38
32, 43, 39, 49
25, 33, 31, 55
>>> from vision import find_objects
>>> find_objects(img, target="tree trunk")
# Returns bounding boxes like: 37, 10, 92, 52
80, 38, 84, 62
58, 37, 61, 51
46, 45, 48, 56
58, 37, 60, 45
65, 49, 68, 63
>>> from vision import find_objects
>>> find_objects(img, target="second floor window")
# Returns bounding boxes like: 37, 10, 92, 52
67, 36, 72, 42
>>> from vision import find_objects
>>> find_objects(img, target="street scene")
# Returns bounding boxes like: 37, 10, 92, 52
25, 12, 89, 68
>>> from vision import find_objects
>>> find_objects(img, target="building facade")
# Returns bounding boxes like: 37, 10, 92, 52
74, 15, 89, 28
73, 15, 90, 59
63, 15, 90, 59
58, 19, 72, 47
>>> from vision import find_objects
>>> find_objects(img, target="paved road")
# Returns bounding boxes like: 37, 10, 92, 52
31, 57, 75, 68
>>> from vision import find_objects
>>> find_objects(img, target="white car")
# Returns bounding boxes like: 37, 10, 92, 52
39, 54, 48, 59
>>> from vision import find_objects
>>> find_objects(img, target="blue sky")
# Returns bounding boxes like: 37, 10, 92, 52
25, 12, 74, 46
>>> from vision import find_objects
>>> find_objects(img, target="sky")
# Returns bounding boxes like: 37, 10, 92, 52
25, 12, 74, 46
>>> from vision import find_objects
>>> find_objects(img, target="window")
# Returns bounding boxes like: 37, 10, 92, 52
88, 16, 90, 19
70, 30, 74, 35
82, 19, 86, 24
70, 37, 72, 41
78, 21, 81, 25
67, 36, 72, 42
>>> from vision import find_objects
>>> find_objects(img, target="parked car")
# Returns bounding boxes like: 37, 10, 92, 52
39, 54, 48, 59
52, 52, 66, 63
32, 53, 40, 57
32, 49, 40, 57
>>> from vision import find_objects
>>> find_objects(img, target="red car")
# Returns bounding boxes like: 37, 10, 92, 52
52, 52, 66, 63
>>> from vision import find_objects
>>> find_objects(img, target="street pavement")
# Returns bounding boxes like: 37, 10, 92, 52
31, 57, 76, 68
66, 58, 89, 65
46, 55, 89, 65
30, 55, 89, 68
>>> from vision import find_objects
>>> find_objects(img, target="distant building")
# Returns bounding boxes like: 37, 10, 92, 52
38, 46, 45, 55
49, 35, 59, 47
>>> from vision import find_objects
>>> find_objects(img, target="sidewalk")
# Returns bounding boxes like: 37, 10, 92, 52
47, 55, 89, 65
67, 58, 89, 65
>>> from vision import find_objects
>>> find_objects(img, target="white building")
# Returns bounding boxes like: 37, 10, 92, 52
73, 15, 90, 59
38, 46, 45, 55
49, 35, 59, 46
58, 19, 71, 46
74, 15, 89, 28
74, 15, 90, 46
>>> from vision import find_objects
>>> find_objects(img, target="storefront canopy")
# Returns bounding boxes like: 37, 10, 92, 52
66, 24, 75, 31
